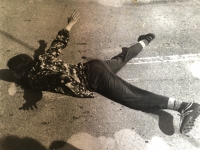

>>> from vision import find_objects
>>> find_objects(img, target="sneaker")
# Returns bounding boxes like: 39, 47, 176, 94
179, 102, 200, 134
138, 33, 155, 44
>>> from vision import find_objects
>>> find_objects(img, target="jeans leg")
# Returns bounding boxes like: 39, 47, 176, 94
116, 77, 169, 110
97, 74, 169, 110
105, 43, 143, 74
85, 58, 169, 110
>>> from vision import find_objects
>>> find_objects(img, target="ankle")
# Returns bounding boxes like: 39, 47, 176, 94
167, 98, 188, 113
142, 39, 149, 45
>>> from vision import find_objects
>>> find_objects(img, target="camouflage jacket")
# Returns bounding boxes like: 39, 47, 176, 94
27, 29, 94, 98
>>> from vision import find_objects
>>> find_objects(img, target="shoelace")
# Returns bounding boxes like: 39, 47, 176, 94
179, 102, 194, 127
145, 36, 153, 43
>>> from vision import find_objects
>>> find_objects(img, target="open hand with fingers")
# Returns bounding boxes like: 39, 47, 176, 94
19, 101, 38, 110
69, 11, 80, 26
65, 11, 80, 31
19, 89, 42, 110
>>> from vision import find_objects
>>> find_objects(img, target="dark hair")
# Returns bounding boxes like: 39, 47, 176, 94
7, 54, 33, 88
7, 54, 33, 73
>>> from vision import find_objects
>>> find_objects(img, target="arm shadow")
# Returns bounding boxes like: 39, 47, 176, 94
19, 89, 43, 110
33, 40, 47, 58
0, 69, 43, 110
19, 39, 48, 110
1, 39, 47, 110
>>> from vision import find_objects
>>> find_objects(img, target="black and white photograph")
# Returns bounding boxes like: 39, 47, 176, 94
0, 0, 200, 150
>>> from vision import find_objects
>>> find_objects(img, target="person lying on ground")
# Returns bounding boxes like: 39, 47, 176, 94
7, 11, 200, 134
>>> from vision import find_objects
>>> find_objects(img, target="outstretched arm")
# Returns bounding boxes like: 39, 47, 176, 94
46, 11, 80, 57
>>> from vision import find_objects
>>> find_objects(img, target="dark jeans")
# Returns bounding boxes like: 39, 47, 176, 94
84, 43, 169, 110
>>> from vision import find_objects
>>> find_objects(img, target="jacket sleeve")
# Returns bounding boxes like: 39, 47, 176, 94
45, 29, 69, 57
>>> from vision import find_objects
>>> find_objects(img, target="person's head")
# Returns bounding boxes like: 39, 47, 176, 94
7, 54, 33, 76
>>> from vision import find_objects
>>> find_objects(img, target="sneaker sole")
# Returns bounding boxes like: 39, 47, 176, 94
181, 106, 200, 134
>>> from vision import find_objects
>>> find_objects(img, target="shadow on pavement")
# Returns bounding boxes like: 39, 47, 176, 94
19, 39, 47, 110
0, 37, 48, 110
0, 29, 35, 51
20, 89, 43, 110
0, 135, 81, 150
0, 29, 47, 55
49, 141, 81, 150
0, 69, 19, 82
33, 40, 47, 59
0, 135, 47, 150
0, 69, 43, 110
142, 109, 175, 135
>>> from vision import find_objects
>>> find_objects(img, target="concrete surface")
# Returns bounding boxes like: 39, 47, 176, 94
0, 0, 200, 150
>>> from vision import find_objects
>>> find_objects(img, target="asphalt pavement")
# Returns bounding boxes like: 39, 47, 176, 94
0, 0, 200, 150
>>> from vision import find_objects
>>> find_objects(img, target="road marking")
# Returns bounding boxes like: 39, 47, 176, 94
127, 54, 200, 79
128, 53, 200, 64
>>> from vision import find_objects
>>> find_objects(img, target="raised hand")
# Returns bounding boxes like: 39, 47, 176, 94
65, 11, 80, 31
69, 11, 80, 26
